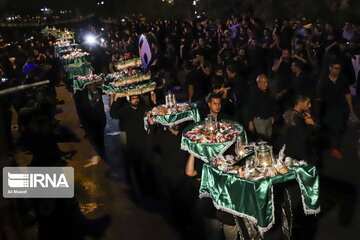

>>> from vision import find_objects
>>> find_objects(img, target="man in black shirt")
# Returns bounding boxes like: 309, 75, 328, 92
226, 64, 249, 123
80, 82, 107, 165
110, 94, 156, 194
185, 92, 234, 240
290, 60, 310, 97
204, 92, 231, 121
248, 74, 275, 140
185, 63, 203, 103
272, 49, 292, 111
283, 95, 315, 161
317, 62, 356, 159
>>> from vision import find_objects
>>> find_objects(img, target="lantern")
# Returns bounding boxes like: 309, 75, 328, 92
254, 141, 274, 167
205, 114, 218, 135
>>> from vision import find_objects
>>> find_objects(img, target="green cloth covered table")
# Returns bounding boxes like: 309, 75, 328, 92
199, 164, 320, 232
115, 58, 142, 69
55, 45, 76, 55
143, 103, 201, 131
62, 56, 88, 66
66, 62, 93, 79
105, 73, 151, 86
181, 120, 247, 163
73, 78, 103, 92
102, 81, 156, 97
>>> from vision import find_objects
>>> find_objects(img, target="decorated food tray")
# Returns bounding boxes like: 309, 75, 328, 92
106, 73, 151, 87
55, 40, 72, 46
75, 74, 103, 82
144, 102, 201, 130
211, 155, 307, 181
151, 103, 193, 115
181, 120, 246, 162
185, 121, 242, 144
73, 74, 104, 92
62, 51, 89, 59
103, 81, 156, 97
115, 58, 142, 70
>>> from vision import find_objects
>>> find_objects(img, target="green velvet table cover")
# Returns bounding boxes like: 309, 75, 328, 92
55, 45, 76, 55
199, 164, 320, 232
73, 78, 103, 92
115, 57, 142, 69
181, 120, 247, 163
104, 73, 151, 86
66, 62, 94, 79
143, 103, 201, 131
102, 81, 155, 94
62, 56, 88, 66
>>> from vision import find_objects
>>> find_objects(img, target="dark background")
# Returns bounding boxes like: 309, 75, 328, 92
1, 0, 360, 23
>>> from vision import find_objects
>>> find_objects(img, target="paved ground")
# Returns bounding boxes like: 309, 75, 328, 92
11, 85, 360, 239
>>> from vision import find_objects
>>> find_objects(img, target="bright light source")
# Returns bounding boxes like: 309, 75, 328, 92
100, 38, 105, 43
85, 34, 97, 45
101, 28, 104, 31
193, 1, 196, 6
197, 15, 201, 19
101, 1, 104, 4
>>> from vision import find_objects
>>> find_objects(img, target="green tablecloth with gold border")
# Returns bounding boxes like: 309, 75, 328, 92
143, 103, 201, 131
199, 163, 320, 232
181, 120, 247, 163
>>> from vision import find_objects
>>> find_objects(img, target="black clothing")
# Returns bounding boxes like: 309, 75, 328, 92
110, 99, 154, 194
290, 71, 310, 97
317, 75, 350, 149
218, 49, 235, 66
157, 126, 191, 222
157, 127, 187, 178
248, 47, 266, 82
317, 75, 350, 113
186, 69, 204, 102
248, 87, 274, 120
273, 60, 292, 92
110, 99, 148, 149
283, 109, 312, 160
75, 89, 106, 159
229, 73, 249, 106
211, 75, 226, 91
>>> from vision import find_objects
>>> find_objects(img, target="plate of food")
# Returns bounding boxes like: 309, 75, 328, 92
185, 121, 242, 144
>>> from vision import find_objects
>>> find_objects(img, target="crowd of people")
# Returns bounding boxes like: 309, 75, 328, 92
92, 16, 359, 162
1, 15, 360, 240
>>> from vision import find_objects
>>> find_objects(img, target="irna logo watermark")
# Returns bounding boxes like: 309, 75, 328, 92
3, 167, 74, 198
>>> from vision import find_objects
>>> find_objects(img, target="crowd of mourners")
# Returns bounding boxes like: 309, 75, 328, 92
0, 15, 360, 240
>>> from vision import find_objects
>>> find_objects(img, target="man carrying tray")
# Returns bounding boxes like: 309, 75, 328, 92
110, 92, 157, 199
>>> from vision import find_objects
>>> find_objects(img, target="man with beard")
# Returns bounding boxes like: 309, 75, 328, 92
272, 48, 292, 110
110, 94, 156, 196
283, 95, 316, 161
290, 60, 310, 100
